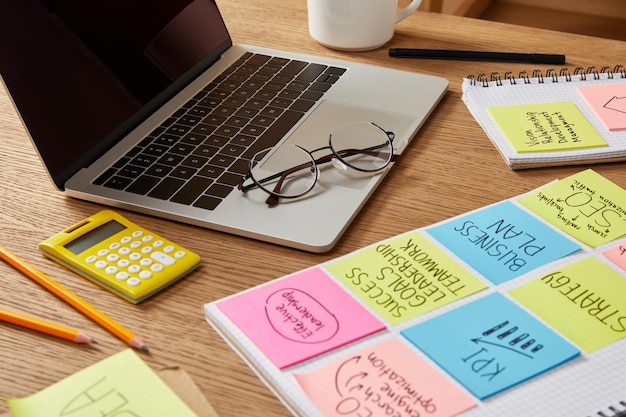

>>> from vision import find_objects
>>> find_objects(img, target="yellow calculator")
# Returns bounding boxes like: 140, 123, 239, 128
38, 210, 201, 303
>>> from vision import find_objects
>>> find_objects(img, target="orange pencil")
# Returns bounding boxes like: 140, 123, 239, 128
0, 245, 149, 352
0, 307, 96, 344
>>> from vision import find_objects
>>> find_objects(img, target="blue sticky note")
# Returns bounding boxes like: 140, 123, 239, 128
427, 201, 580, 284
401, 293, 580, 399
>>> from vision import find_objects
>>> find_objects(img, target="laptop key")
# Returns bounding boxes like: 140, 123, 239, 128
171, 176, 214, 205
170, 166, 197, 180
127, 175, 160, 195
104, 176, 133, 190
281, 60, 308, 75
192, 195, 222, 211
131, 154, 158, 167
148, 177, 185, 200
242, 109, 304, 159
94, 168, 117, 185
290, 99, 315, 112
145, 164, 172, 177
295, 63, 327, 82
119, 165, 145, 178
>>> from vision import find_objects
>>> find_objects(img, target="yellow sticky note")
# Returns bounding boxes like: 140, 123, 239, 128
518, 169, 626, 247
487, 102, 607, 152
7, 349, 198, 417
509, 257, 626, 352
326, 231, 487, 325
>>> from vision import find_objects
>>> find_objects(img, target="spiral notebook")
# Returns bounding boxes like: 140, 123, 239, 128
204, 169, 626, 417
462, 64, 626, 169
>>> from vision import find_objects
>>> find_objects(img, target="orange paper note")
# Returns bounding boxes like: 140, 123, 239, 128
295, 338, 476, 417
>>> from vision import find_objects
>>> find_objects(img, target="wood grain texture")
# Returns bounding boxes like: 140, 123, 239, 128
1, 2, 625, 416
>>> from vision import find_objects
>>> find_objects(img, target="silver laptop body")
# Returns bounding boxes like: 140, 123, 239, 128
0, 0, 447, 252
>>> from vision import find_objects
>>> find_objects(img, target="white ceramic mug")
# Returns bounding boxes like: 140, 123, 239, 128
307, 0, 422, 51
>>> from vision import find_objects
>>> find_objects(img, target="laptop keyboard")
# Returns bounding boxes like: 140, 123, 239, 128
94, 52, 347, 210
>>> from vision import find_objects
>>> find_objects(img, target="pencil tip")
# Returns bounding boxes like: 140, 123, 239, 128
91, 339, 99, 344
128, 336, 149, 352
76, 333, 97, 344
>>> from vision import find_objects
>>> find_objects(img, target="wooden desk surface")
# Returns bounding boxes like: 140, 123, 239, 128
0, 1, 624, 416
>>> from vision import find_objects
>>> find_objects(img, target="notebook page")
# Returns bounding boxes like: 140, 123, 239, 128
461, 73, 626, 167
204, 170, 626, 417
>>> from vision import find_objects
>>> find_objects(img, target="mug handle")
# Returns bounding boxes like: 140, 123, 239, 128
396, 0, 422, 22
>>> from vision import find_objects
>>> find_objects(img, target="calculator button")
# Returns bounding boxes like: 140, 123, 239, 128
127, 278, 141, 286
142, 235, 154, 243
153, 240, 164, 248
107, 254, 120, 262
151, 264, 164, 273
129, 253, 141, 261
119, 247, 131, 256
174, 250, 186, 259
109, 242, 121, 250
128, 265, 141, 274
130, 241, 142, 249
95, 260, 108, 269
151, 251, 175, 266
105, 266, 118, 275
163, 245, 175, 254
139, 258, 152, 267
132, 230, 143, 238
139, 270, 152, 280
85, 255, 97, 263
97, 249, 109, 257
141, 246, 153, 255
121, 236, 132, 244
116, 271, 129, 280
117, 259, 130, 268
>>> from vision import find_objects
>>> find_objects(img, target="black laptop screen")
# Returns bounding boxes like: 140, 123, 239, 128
0, 0, 231, 189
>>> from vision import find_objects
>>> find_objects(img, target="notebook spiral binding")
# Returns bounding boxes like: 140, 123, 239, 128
589, 400, 626, 417
467, 64, 626, 87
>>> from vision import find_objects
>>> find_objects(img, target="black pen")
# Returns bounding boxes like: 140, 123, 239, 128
388, 48, 566, 65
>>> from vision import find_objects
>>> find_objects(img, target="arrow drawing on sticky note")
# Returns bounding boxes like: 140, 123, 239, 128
334, 356, 367, 397
471, 337, 534, 359
604, 96, 626, 114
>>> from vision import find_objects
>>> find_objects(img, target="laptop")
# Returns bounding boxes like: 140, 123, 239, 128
0, 0, 447, 252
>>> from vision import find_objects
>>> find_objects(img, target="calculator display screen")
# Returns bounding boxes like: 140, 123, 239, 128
65, 220, 127, 255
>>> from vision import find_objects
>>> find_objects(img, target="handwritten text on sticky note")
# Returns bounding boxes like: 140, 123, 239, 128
427, 201, 580, 285
295, 337, 476, 417
326, 231, 487, 325
509, 256, 626, 352
7, 349, 198, 417
217, 267, 385, 369
518, 169, 626, 247
401, 293, 580, 399
487, 101, 607, 152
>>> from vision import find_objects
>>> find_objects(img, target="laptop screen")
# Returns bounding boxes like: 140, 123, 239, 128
0, 0, 231, 189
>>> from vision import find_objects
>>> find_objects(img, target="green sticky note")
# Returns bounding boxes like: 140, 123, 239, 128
518, 169, 626, 247
7, 349, 198, 417
487, 102, 607, 152
326, 231, 487, 326
509, 257, 626, 352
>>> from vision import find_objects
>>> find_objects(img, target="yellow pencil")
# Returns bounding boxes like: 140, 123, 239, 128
0, 245, 149, 352
0, 307, 96, 344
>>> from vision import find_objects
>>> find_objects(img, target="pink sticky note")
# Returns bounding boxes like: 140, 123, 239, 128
603, 239, 626, 271
295, 338, 476, 417
578, 83, 626, 131
217, 267, 386, 369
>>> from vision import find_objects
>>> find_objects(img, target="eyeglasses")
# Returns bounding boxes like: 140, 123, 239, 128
238, 121, 398, 207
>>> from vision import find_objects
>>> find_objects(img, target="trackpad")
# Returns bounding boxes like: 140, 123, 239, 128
283, 101, 415, 189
